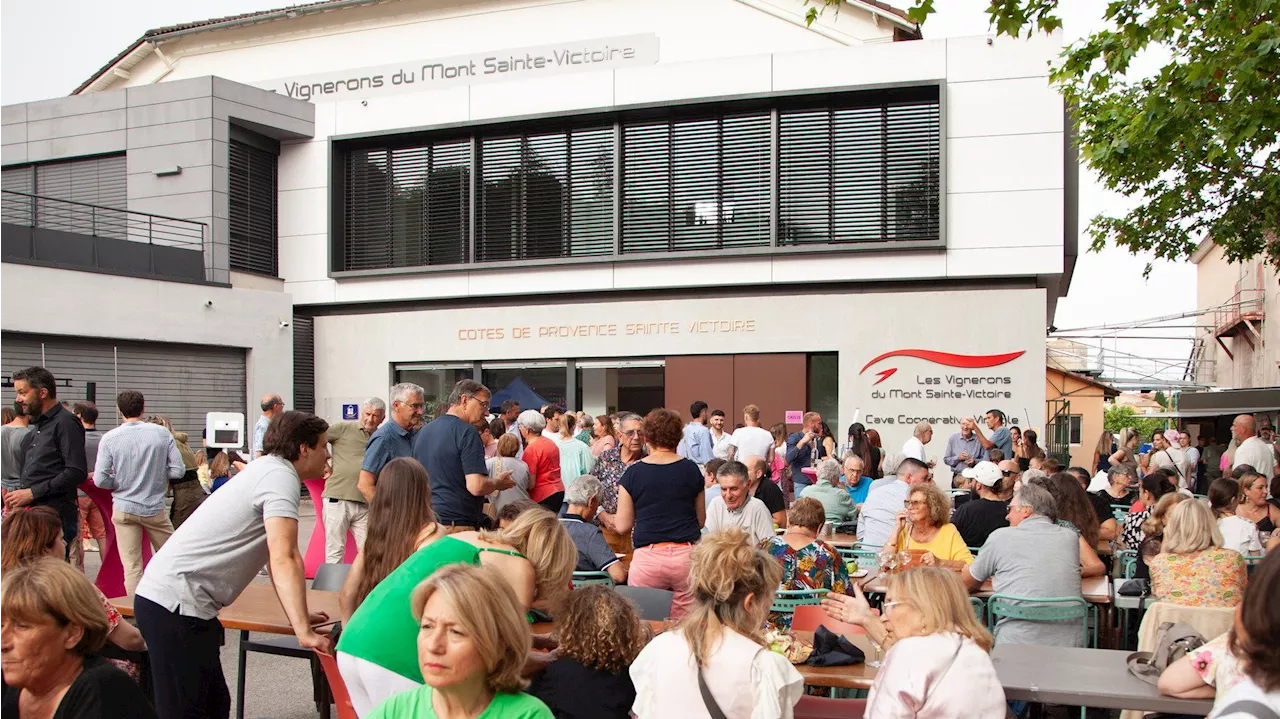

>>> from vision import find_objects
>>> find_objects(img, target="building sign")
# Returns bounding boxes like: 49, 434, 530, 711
456, 319, 756, 341
785, 411, 803, 424
342, 403, 359, 420
857, 349, 1027, 428
257, 34, 659, 102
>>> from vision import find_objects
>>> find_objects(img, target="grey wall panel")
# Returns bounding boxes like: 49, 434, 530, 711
2, 331, 246, 438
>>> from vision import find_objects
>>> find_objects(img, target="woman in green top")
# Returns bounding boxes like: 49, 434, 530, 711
368, 563, 553, 719
555, 415, 596, 482
337, 508, 576, 716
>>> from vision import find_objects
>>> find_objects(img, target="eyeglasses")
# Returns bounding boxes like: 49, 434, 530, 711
1001, 470, 1017, 476
622, 429, 643, 437
465, 395, 490, 412
882, 600, 908, 617
903, 499, 926, 508
405, 402, 426, 411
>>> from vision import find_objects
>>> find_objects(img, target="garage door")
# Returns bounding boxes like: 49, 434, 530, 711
2, 332, 247, 438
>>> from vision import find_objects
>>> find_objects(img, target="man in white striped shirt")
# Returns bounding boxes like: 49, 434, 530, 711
94, 390, 185, 592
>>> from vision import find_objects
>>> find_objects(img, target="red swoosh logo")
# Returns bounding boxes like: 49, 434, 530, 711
860, 349, 1025, 386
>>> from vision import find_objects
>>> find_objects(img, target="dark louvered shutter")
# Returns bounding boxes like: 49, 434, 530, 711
476, 126, 613, 263
229, 140, 279, 275
621, 111, 770, 254
343, 139, 470, 270
778, 91, 939, 246
30, 155, 127, 238
1, 166, 34, 225
292, 315, 315, 413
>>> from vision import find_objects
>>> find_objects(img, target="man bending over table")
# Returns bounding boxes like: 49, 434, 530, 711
133, 410, 334, 719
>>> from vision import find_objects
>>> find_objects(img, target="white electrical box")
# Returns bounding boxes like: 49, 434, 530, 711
205, 412, 246, 449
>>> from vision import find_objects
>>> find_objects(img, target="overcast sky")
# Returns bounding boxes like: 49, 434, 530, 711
0, 0, 1199, 381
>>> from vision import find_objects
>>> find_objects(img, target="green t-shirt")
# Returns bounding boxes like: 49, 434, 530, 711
368, 685, 552, 719
336, 536, 482, 681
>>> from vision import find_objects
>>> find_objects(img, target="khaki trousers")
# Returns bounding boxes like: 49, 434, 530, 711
114, 509, 174, 594
322, 498, 369, 564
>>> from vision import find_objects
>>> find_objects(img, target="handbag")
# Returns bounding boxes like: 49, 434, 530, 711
1126, 621, 1206, 685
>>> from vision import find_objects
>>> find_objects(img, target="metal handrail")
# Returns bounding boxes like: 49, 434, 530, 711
1, 190, 207, 250
2, 190, 204, 225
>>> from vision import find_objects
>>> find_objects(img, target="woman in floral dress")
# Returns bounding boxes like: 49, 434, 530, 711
759, 497, 849, 629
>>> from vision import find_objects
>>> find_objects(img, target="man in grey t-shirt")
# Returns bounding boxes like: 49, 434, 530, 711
133, 410, 333, 719
965, 482, 1084, 647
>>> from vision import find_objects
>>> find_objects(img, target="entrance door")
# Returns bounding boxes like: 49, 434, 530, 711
665, 354, 807, 430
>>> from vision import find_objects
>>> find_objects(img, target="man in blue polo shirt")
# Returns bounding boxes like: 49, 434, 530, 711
558, 473, 626, 584
413, 380, 514, 531
357, 382, 423, 500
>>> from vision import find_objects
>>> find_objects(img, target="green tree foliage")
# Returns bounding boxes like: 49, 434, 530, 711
805, 0, 1280, 270
1104, 403, 1167, 438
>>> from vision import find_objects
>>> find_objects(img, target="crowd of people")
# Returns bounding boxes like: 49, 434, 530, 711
2, 365, 1279, 718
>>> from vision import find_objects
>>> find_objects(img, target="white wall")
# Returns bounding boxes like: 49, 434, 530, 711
0, 263, 295, 417
312, 285, 1048, 486
93, 0, 1065, 310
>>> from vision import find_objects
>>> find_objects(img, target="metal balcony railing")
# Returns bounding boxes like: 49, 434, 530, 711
1, 190, 211, 283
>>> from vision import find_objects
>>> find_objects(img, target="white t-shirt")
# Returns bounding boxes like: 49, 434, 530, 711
1208, 676, 1280, 718
1151, 447, 1192, 488
902, 436, 927, 463
728, 426, 774, 462
1234, 436, 1276, 478
1217, 515, 1263, 557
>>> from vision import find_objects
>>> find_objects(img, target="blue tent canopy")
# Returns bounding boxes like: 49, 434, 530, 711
488, 376, 550, 411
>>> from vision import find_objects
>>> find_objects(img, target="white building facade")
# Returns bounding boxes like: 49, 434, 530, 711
3, 0, 1075, 480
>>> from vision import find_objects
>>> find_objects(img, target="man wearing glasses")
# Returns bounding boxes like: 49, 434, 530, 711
357, 382, 425, 501
413, 380, 515, 532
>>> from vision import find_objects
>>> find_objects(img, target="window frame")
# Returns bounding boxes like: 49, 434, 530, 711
329, 81, 946, 277
228, 131, 280, 278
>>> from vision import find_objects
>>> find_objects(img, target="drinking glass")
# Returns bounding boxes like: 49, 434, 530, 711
866, 638, 883, 668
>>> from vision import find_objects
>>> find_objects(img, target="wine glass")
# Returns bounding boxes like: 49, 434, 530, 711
866, 638, 883, 668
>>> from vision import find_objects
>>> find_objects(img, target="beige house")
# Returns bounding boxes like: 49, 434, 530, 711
1191, 238, 1278, 389
1046, 365, 1120, 470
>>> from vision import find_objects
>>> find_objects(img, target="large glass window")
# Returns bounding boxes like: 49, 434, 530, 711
395, 364, 474, 414
808, 353, 839, 444
334, 85, 941, 273
482, 363, 568, 410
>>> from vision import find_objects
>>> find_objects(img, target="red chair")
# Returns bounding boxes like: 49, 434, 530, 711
313, 650, 357, 719
791, 604, 869, 636
795, 695, 866, 719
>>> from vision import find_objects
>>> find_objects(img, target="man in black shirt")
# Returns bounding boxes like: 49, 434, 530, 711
4, 367, 87, 558
745, 455, 787, 527
950, 461, 1010, 549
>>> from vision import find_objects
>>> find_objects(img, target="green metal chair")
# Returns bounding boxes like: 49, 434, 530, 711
967, 546, 982, 557
838, 546, 881, 572
986, 594, 1092, 648
771, 588, 828, 614
969, 596, 986, 623
571, 571, 615, 588
1115, 549, 1138, 579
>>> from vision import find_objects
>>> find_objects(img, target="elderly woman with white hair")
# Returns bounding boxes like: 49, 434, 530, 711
517, 409, 565, 512
1149, 499, 1247, 607
798, 458, 857, 523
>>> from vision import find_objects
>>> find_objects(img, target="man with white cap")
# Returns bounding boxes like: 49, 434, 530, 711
949, 461, 1011, 549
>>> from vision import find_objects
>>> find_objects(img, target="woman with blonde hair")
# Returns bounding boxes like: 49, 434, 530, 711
820, 567, 1006, 718
1150, 499, 1247, 607
629, 529, 803, 719
338, 506, 576, 716
1093, 430, 1116, 474
1109, 428, 1141, 475
0, 558, 157, 717
529, 585, 648, 719
880, 483, 974, 569
367, 563, 552, 719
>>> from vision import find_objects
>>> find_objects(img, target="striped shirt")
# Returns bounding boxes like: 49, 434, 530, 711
94, 421, 185, 516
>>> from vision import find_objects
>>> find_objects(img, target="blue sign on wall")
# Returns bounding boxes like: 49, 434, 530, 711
342, 403, 359, 420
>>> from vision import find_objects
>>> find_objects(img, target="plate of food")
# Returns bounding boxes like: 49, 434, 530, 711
765, 628, 813, 664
